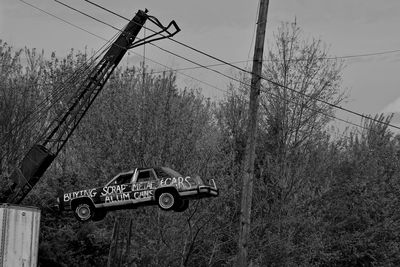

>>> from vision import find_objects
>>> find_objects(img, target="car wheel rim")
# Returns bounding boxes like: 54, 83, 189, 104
77, 205, 91, 220
159, 193, 174, 209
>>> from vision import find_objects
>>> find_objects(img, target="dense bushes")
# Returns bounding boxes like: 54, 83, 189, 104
1, 27, 400, 266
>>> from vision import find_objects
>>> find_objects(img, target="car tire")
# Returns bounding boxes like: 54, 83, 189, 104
74, 202, 94, 222
157, 192, 176, 211
174, 199, 189, 212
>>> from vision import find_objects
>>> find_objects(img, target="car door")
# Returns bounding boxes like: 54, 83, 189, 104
130, 168, 158, 204
100, 172, 134, 208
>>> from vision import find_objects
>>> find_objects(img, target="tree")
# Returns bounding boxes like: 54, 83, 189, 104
214, 22, 346, 265
313, 115, 400, 266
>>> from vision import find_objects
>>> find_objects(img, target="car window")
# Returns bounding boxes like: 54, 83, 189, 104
110, 173, 133, 185
160, 167, 183, 178
137, 169, 156, 182
154, 168, 171, 178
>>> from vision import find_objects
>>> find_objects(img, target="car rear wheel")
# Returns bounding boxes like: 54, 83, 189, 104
74, 202, 94, 222
157, 192, 176, 211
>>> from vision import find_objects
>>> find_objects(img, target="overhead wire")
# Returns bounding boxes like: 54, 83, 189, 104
150, 45, 400, 74
80, 0, 400, 131
21, 0, 384, 136
16, 0, 392, 140
3, 0, 368, 203
151, 60, 249, 74
58, 0, 273, 93
82, 0, 400, 64
54, 0, 123, 33
78, 2, 398, 137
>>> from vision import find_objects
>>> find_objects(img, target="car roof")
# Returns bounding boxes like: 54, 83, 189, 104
135, 166, 167, 171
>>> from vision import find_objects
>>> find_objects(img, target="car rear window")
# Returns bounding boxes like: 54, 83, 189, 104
156, 167, 183, 178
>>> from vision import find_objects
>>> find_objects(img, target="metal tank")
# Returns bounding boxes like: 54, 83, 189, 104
0, 204, 40, 267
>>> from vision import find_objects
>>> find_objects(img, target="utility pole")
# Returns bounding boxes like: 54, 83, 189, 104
237, 0, 269, 266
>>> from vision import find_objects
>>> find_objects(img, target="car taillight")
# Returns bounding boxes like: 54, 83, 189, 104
194, 175, 204, 185
209, 179, 217, 189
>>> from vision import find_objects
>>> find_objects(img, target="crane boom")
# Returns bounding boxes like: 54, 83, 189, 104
1, 9, 151, 204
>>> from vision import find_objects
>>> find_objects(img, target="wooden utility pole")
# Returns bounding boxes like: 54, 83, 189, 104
237, 0, 269, 266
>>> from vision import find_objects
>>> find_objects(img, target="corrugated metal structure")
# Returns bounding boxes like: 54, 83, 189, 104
0, 204, 40, 267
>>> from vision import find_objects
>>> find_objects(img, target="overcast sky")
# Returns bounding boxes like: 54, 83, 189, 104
1, 0, 400, 131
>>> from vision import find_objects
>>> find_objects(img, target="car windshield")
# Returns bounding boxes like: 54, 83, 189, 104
160, 167, 183, 178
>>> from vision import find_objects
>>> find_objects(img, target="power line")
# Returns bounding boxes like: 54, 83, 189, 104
151, 60, 249, 74
81, 0, 400, 64
11, 1, 369, 163
151, 45, 400, 74
328, 49, 400, 60
19, 0, 107, 42
80, 0, 400, 131
261, 86, 371, 132
17, 0, 397, 135
54, 0, 122, 33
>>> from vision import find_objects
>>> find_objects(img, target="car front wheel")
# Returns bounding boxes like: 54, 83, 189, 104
74, 202, 94, 222
157, 192, 176, 211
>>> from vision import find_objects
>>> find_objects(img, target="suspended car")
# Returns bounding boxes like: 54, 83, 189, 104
57, 167, 218, 222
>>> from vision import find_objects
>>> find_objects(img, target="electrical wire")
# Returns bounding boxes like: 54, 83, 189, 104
150, 44, 400, 74
17, 0, 395, 138
81, 0, 400, 63
151, 60, 249, 74
54, 0, 123, 33
81, 0, 400, 131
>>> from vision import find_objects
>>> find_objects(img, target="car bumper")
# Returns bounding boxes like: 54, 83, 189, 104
179, 184, 219, 198
198, 186, 219, 196
57, 196, 72, 212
